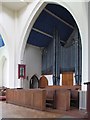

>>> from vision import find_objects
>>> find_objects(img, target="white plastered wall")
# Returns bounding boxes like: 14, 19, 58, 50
0, 3, 9, 87
0, 47, 9, 87
23, 44, 42, 88
0, 4, 16, 88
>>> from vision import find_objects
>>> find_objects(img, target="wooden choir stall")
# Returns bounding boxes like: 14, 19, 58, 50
6, 74, 80, 112
6, 88, 46, 110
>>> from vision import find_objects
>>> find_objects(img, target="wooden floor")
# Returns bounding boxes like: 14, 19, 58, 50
0, 101, 87, 119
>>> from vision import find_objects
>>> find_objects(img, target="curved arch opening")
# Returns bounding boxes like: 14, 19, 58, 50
0, 27, 9, 87
22, 2, 82, 89
16, 0, 82, 110
29, 74, 39, 88
0, 56, 8, 87
0, 34, 9, 87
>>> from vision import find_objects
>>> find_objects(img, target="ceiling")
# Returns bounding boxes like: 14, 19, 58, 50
2, 1, 28, 11
1, 2, 77, 47
27, 4, 77, 47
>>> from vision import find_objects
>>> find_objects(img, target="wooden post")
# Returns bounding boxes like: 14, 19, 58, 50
84, 82, 90, 119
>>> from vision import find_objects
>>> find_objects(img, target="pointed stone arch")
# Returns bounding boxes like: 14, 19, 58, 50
19, 1, 83, 62
0, 26, 9, 87
29, 74, 39, 88
18, 0, 88, 91
0, 55, 9, 87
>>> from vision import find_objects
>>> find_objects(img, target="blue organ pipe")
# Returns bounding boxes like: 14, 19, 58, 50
75, 29, 79, 85
55, 30, 60, 85
53, 28, 56, 85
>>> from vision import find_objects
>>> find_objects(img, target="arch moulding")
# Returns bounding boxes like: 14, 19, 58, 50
19, 0, 83, 62
19, 0, 88, 91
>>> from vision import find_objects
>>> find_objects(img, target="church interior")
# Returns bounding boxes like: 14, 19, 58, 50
0, 0, 89, 119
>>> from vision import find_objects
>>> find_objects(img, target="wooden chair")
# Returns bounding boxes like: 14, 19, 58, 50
39, 75, 48, 88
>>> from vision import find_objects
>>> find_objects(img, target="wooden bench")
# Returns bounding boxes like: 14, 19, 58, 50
45, 85, 81, 109
6, 88, 46, 111
45, 86, 70, 110
45, 88, 56, 108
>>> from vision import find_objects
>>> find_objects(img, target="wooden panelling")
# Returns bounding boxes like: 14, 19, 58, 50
6, 89, 14, 104
33, 90, 46, 110
6, 86, 77, 111
39, 76, 48, 88
62, 72, 73, 86
56, 89, 70, 111
6, 89, 46, 111
24, 89, 33, 108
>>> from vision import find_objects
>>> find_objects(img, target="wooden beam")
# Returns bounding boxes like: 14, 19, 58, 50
44, 8, 74, 29
64, 28, 76, 47
32, 27, 53, 38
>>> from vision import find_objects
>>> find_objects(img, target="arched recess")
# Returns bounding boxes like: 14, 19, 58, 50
19, 1, 87, 90
0, 26, 9, 87
0, 56, 9, 87
29, 74, 39, 88
19, 1, 83, 62
2, 56, 8, 87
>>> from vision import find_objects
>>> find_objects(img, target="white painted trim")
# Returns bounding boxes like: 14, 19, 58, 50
32, 27, 53, 38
